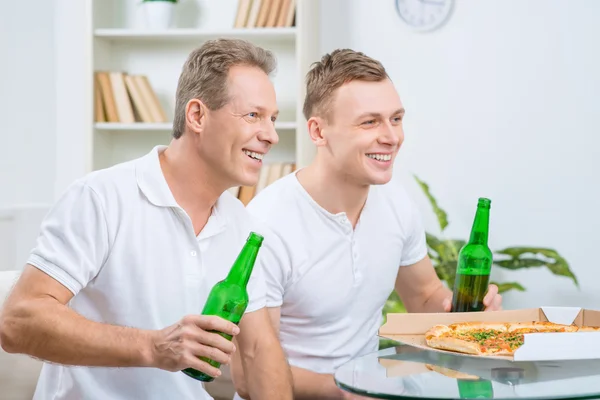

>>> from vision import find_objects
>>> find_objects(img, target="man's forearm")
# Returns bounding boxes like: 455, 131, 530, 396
243, 337, 294, 400
414, 284, 453, 313
0, 297, 152, 367
291, 366, 345, 400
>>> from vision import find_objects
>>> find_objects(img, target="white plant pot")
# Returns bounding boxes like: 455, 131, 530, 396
141, 2, 175, 30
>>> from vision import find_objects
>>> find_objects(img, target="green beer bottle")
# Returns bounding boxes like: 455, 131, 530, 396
451, 198, 492, 312
457, 378, 494, 399
182, 231, 264, 382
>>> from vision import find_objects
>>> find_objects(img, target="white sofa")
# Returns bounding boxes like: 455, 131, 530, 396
0, 270, 44, 399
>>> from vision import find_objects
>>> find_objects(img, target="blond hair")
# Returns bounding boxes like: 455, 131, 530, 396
303, 49, 389, 122
172, 38, 277, 138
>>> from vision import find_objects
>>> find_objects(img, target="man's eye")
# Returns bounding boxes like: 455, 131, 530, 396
363, 119, 376, 125
271, 116, 277, 123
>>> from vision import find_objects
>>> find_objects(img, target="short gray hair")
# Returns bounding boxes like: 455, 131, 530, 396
172, 38, 277, 138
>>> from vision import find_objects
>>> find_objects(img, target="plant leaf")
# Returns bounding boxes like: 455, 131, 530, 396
491, 281, 526, 293
494, 247, 579, 288
414, 175, 449, 232
426, 233, 464, 263
443, 239, 465, 261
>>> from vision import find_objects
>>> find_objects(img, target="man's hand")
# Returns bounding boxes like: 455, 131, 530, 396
150, 315, 239, 378
441, 284, 503, 312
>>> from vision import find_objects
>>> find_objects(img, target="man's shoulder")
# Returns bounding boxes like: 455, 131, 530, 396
58, 159, 140, 209
86, 159, 137, 191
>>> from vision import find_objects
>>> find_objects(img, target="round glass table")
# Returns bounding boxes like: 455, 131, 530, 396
334, 344, 600, 399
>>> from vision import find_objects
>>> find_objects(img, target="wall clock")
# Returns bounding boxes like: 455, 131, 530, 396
395, 0, 454, 32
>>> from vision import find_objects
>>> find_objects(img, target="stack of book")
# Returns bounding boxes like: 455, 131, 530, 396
94, 71, 168, 124
229, 162, 296, 205
233, 0, 296, 29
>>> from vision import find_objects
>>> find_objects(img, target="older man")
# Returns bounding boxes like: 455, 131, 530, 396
0, 39, 293, 400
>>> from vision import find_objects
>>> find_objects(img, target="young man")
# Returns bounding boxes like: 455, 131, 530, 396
232, 49, 502, 399
0, 39, 293, 400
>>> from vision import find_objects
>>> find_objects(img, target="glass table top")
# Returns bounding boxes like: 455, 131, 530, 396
334, 344, 600, 399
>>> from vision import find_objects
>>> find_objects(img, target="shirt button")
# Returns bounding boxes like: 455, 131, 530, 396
190, 251, 197, 257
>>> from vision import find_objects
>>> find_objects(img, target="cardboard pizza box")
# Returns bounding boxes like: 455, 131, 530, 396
379, 307, 600, 362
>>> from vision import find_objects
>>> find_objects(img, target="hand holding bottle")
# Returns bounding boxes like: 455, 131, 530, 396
442, 283, 503, 312
149, 315, 240, 378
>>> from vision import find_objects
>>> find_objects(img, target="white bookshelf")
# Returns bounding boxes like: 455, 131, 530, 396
54, 0, 320, 192
94, 27, 297, 41
94, 121, 297, 132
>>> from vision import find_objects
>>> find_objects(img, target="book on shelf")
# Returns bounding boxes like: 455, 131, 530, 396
228, 162, 296, 205
94, 71, 168, 124
234, 0, 296, 29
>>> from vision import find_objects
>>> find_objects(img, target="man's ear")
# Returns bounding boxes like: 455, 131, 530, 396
185, 98, 206, 134
307, 117, 327, 147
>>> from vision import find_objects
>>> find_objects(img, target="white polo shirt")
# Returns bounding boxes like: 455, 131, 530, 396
246, 171, 428, 374
28, 145, 266, 400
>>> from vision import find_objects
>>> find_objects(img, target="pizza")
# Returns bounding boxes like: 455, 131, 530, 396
425, 321, 600, 356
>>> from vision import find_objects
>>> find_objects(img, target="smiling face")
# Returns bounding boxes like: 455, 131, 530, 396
313, 78, 404, 186
195, 65, 279, 188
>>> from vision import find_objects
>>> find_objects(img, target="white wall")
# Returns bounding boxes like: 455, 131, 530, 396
0, 0, 57, 208
2, 1, 599, 308
321, 0, 600, 310
0, 0, 57, 270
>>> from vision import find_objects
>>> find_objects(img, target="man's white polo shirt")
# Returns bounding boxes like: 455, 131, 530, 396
246, 171, 427, 374
28, 145, 266, 400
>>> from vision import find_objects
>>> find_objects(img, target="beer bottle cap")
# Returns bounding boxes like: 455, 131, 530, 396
247, 231, 264, 246
478, 198, 491, 209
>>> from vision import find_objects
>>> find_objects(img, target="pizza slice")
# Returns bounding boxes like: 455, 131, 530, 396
426, 323, 514, 356
425, 321, 598, 356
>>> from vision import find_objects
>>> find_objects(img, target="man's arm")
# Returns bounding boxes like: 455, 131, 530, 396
0, 265, 239, 377
231, 307, 293, 400
395, 256, 452, 313
231, 306, 347, 400
0, 265, 153, 366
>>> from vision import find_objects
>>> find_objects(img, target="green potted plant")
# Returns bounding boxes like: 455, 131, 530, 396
141, 0, 178, 30
379, 175, 579, 349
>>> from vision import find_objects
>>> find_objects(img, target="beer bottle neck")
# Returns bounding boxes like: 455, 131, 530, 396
469, 207, 490, 245
225, 239, 261, 288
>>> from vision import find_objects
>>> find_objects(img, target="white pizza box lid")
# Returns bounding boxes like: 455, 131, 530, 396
379, 307, 600, 361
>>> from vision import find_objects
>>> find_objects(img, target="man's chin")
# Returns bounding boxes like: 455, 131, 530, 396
366, 172, 393, 186
234, 173, 260, 188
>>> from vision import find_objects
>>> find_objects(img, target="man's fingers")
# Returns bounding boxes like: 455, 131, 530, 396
187, 315, 240, 336
442, 297, 452, 312
492, 294, 503, 310
198, 330, 237, 355
184, 355, 222, 378
483, 284, 499, 306
179, 324, 237, 355
189, 342, 232, 365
